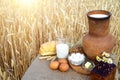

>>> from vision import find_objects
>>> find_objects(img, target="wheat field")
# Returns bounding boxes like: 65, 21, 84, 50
0, 0, 120, 80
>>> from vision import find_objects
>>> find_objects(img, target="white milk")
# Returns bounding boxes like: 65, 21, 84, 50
56, 43, 69, 58
89, 14, 108, 18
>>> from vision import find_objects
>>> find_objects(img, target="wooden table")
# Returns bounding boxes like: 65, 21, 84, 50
22, 55, 89, 80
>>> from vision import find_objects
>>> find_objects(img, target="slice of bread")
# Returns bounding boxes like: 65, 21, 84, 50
39, 41, 56, 56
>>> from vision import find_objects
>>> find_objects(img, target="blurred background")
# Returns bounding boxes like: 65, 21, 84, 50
0, 0, 120, 80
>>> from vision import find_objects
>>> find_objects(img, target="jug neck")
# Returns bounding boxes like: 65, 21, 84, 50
87, 10, 111, 37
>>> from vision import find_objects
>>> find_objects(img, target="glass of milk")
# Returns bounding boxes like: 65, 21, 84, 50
56, 37, 69, 59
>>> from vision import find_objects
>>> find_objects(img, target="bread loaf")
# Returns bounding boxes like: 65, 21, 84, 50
39, 41, 56, 56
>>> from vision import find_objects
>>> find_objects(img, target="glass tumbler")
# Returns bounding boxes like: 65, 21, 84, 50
56, 37, 69, 59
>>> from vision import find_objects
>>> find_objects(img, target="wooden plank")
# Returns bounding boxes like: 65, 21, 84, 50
22, 55, 89, 80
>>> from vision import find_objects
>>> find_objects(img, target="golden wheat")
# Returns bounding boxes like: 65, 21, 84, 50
0, 0, 120, 80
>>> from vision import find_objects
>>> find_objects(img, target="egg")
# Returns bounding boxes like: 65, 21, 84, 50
59, 63, 69, 72
58, 58, 68, 64
50, 61, 59, 70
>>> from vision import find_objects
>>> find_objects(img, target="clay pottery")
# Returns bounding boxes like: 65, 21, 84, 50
82, 10, 115, 60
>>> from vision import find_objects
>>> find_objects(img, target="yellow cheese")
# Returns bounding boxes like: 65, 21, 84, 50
85, 62, 92, 69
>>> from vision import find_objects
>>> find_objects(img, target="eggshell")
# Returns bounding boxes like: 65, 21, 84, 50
58, 58, 68, 64
50, 61, 59, 70
59, 63, 69, 72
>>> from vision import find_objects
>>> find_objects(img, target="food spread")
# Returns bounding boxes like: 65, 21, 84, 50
38, 10, 116, 80
39, 40, 116, 80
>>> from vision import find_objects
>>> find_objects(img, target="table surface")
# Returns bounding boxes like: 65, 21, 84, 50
22, 55, 89, 80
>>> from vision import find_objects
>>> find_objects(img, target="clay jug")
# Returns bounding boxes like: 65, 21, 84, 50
82, 10, 115, 60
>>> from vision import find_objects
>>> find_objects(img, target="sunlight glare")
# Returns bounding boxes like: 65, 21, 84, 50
19, 0, 34, 7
